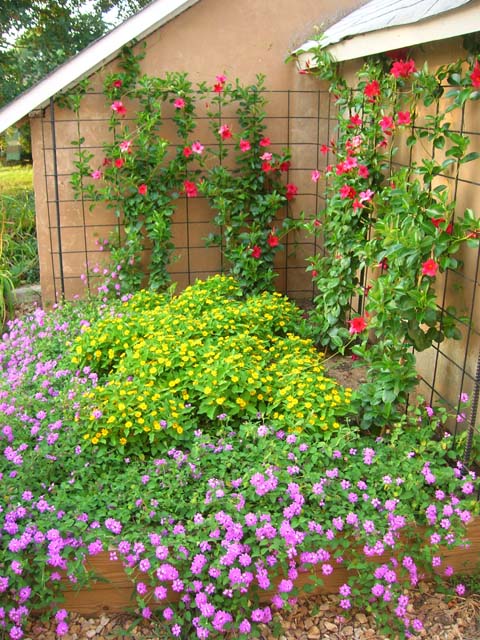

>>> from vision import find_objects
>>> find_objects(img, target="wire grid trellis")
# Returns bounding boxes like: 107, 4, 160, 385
40, 85, 479, 466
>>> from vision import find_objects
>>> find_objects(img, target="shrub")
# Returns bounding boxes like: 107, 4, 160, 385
71, 276, 352, 454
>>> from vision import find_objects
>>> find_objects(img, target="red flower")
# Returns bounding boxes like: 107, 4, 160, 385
213, 83, 224, 93
183, 180, 198, 198
340, 184, 356, 199
358, 165, 369, 179
279, 161, 291, 172
138, 184, 148, 195
239, 139, 251, 152
431, 218, 453, 234
397, 111, 411, 126
285, 183, 298, 201
251, 245, 262, 259
390, 59, 416, 79
267, 233, 279, 248
113, 79, 123, 88
218, 124, 232, 140
102, 157, 111, 166
114, 158, 124, 168
348, 316, 367, 335
174, 98, 186, 109
470, 60, 480, 88
320, 144, 330, 155
364, 80, 380, 99
111, 100, 126, 116
261, 161, 272, 173
378, 258, 388, 271
349, 114, 362, 127
421, 258, 439, 277
259, 137, 270, 147
183, 146, 193, 158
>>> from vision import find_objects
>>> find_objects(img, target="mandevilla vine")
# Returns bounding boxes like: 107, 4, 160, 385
303, 45, 480, 428
69, 49, 300, 296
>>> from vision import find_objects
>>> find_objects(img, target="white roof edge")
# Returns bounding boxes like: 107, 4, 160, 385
293, 0, 480, 67
0, 0, 201, 134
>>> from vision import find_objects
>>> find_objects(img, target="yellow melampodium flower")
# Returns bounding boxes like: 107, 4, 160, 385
119, 437, 127, 445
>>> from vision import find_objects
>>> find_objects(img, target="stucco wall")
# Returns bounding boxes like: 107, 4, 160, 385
30, 0, 365, 304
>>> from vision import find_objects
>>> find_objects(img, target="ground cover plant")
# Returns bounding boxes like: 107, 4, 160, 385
0, 164, 38, 288
0, 275, 478, 640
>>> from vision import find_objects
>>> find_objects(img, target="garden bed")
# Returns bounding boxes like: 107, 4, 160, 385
62, 519, 480, 615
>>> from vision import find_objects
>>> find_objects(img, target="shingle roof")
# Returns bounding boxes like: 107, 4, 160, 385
0, 0, 201, 133
293, 0, 477, 63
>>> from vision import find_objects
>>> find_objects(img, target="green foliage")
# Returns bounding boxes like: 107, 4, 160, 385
0, 165, 39, 286
71, 275, 352, 455
199, 74, 302, 294
305, 47, 480, 429
70, 55, 300, 297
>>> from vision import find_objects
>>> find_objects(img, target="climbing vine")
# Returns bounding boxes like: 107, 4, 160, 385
302, 44, 480, 427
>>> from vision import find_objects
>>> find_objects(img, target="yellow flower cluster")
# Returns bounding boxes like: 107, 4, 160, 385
72, 276, 353, 454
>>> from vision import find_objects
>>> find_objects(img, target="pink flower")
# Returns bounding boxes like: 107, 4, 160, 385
91, 170, 102, 180
216, 74, 227, 84
471, 60, 480, 88
311, 169, 321, 183
138, 184, 148, 195
218, 124, 232, 140
260, 152, 272, 161
119, 140, 132, 153
111, 100, 126, 116
259, 137, 270, 147
380, 116, 394, 134
397, 111, 411, 125
183, 180, 198, 198
421, 258, 439, 277
191, 141, 204, 155
239, 139, 251, 152
390, 59, 416, 79
348, 316, 367, 334
174, 98, 186, 109
251, 245, 262, 259
285, 183, 298, 200
359, 189, 374, 203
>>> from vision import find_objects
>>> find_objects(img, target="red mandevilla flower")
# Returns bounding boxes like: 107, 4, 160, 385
183, 146, 193, 158
421, 258, 439, 277
431, 218, 453, 234
285, 183, 298, 200
261, 161, 272, 173
138, 184, 148, 195
279, 161, 290, 172
174, 98, 186, 109
390, 59, 417, 79
183, 180, 198, 198
348, 316, 367, 334
113, 79, 123, 88
259, 137, 270, 147
364, 80, 380, 100
114, 158, 124, 168
111, 100, 126, 116
267, 234, 279, 248
239, 139, 251, 152
397, 111, 411, 126
470, 60, 480, 88
218, 124, 232, 140
251, 245, 262, 259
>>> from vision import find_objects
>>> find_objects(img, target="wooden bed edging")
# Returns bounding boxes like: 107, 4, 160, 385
61, 518, 480, 615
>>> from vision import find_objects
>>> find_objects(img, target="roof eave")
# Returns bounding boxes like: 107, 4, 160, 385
294, 0, 480, 68
0, 0, 200, 134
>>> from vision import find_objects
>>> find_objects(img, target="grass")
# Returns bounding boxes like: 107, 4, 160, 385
0, 164, 39, 287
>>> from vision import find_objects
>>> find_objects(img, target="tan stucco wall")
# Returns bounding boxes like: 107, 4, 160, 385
31, 0, 365, 305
